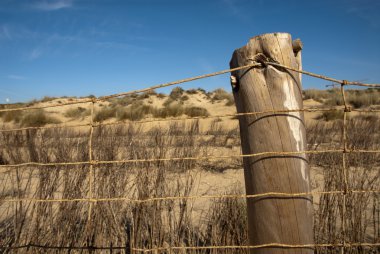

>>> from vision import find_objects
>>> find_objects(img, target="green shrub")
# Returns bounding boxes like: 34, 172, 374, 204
21, 110, 61, 127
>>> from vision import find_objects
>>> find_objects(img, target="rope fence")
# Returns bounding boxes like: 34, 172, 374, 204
1, 189, 380, 204
0, 59, 379, 252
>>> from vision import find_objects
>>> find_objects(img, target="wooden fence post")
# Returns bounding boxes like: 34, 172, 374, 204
230, 33, 314, 254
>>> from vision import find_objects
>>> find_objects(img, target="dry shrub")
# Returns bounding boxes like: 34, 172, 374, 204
156, 93, 166, 99
186, 89, 198, 94
153, 103, 184, 118
64, 107, 89, 119
116, 103, 155, 121
0, 101, 379, 253
1, 111, 23, 123
308, 118, 380, 254
169, 87, 184, 100
40, 96, 57, 103
162, 97, 174, 107
21, 110, 61, 127
303, 88, 380, 108
303, 89, 330, 102
153, 104, 209, 118
94, 107, 117, 122
93, 100, 209, 122
347, 90, 380, 108
225, 95, 235, 106
184, 106, 209, 117
180, 94, 190, 101
112, 95, 135, 106
211, 88, 234, 106
317, 110, 345, 121
212, 88, 230, 100
203, 187, 249, 253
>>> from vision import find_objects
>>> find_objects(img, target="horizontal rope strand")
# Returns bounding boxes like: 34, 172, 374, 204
1, 190, 379, 204
1, 61, 379, 113
131, 243, 380, 252
2, 242, 379, 250
0, 149, 344, 168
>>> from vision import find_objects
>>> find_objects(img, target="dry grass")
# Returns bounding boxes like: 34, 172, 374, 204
0, 87, 379, 253
307, 117, 380, 254
0, 109, 61, 127
0, 115, 378, 253
94, 107, 118, 122
0, 121, 246, 252
303, 88, 380, 108
64, 107, 90, 119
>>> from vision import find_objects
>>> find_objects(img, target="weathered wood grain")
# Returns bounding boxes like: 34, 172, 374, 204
230, 33, 313, 254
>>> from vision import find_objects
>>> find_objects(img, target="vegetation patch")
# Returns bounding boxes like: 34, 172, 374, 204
64, 107, 89, 119
212, 88, 234, 106
169, 87, 184, 100
184, 106, 209, 117
94, 107, 117, 122
21, 110, 61, 127
116, 103, 155, 121
317, 110, 345, 121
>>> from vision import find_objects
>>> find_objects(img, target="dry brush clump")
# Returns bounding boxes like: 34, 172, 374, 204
303, 88, 380, 108
0, 110, 379, 253
211, 88, 234, 106
308, 117, 380, 254
0, 109, 61, 127
64, 106, 90, 119
0, 121, 247, 252
94, 92, 210, 122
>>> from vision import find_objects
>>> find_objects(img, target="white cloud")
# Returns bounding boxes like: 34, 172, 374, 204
29, 48, 42, 60
5, 98, 10, 103
33, 0, 73, 11
8, 74, 26, 80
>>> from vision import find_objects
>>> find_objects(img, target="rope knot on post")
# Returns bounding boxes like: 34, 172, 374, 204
90, 160, 98, 165
248, 53, 273, 67
344, 106, 352, 113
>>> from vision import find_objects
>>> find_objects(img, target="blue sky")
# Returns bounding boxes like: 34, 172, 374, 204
0, 0, 379, 103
